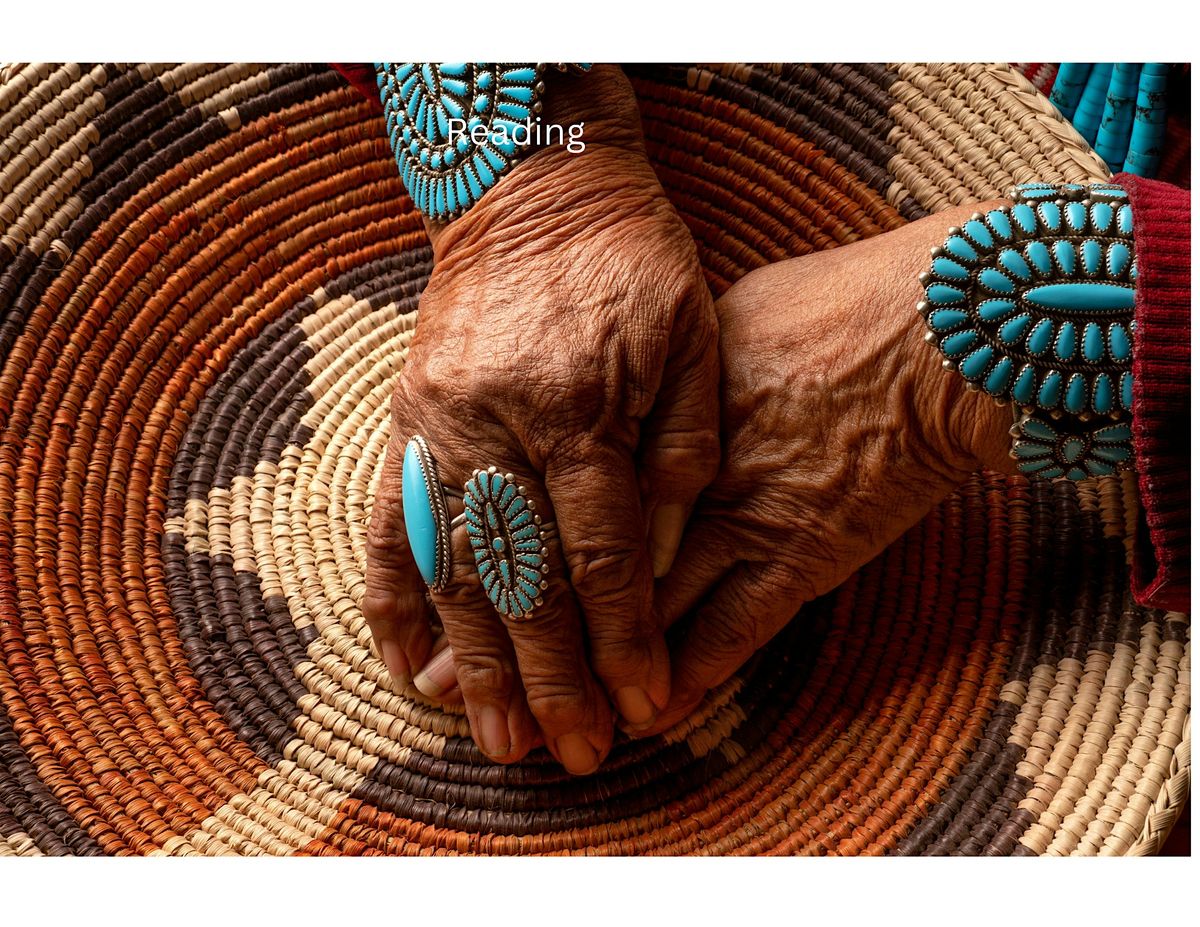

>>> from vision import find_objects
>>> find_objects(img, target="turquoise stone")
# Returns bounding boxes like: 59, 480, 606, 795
1064, 373, 1087, 413
978, 299, 1016, 321
1118, 204, 1133, 234
503, 67, 538, 83
929, 309, 968, 331
1012, 203, 1038, 233
1066, 201, 1087, 231
1095, 423, 1132, 443
1025, 241, 1052, 274
1055, 321, 1077, 360
1025, 283, 1135, 312
1082, 239, 1101, 275
987, 209, 1013, 240
1108, 323, 1132, 360
441, 92, 465, 119
1093, 442, 1132, 463
932, 257, 969, 279
1062, 437, 1086, 463
1067, 467, 1088, 480
1027, 318, 1055, 355
941, 330, 978, 356
979, 269, 1014, 293
1054, 240, 1075, 274
1083, 323, 1105, 362
1038, 370, 1063, 407
999, 249, 1032, 280
1085, 459, 1116, 476
1120, 371, 1134, 411
402, 439, 439, 586
985, 357, 1014, 395
1018, 458, 1053, 473
1091, 202, 1114, 231
1038, 202, 1062, 230
964, 219, 993, 248
496, 101, 531, 120
1012, 365, 1037, 403
1020, 417, 1056, 441
1093, 373, 1114, 413
960, 345, 994, 379
472, 153, 495, 186
1015, 443, 1050, 459
999, 314, 1032, 344
944, 236, 977, 262
1107, 242, 1131, 276
926, 284, 965, 305
500, 85, 535, 103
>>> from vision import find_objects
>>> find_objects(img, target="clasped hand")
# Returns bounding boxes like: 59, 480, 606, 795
363, 65, 1014, 773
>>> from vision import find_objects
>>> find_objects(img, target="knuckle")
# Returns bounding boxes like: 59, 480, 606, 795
365, 508, 405, 560
454, 654, 514, 700
589, 633, 649, 682
523, 681, 589, 731
566, 546, 642, 606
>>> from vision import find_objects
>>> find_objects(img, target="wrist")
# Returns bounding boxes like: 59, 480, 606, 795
425, 72, 666, 269
903, 200, 1018, 475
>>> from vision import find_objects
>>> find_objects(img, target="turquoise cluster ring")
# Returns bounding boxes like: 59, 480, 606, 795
464, 467, 550, 621
918, 182, 1138, 481
401, 435, 453, 591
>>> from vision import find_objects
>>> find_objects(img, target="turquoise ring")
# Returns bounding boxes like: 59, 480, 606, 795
464, 466, 550, 621
401, 435, 453, 591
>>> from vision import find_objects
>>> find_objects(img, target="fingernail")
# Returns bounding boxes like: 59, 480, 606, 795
476, 705, 510, 758
379, 638, 411, 689
649, 503, 688, 578
614, 686, 656, 728
555, 733, 600, 776
413, 645, 457, 698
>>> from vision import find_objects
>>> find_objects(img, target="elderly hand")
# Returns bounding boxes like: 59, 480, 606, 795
641, 202, 1017, 735
363, 65, 719, 773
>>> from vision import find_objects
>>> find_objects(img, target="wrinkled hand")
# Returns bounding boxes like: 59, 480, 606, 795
641, 202, 1017, 735
363, 66, 719, 773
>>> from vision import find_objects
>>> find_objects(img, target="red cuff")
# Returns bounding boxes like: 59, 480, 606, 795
1115, 172, 1191, 612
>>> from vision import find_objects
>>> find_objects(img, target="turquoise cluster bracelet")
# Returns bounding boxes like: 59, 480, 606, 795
375, 63, 589, 221
919, 182, 1137, 481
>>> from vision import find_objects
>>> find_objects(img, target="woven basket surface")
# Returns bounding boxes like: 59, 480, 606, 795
0, 62, 1188, 856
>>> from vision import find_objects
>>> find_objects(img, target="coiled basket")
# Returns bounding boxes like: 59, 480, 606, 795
0, 62, 1189, 856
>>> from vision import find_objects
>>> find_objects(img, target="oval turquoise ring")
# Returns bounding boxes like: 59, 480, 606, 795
401, 435, 452, 591
464, 467, 550, 621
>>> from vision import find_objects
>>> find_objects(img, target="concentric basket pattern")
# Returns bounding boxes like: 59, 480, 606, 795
0, 62, 1188, 856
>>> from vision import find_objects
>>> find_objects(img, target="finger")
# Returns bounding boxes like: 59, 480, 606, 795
640, 283, 721, 578
416, 496, 539, 764
363, 429, 435, 687
460, 467, 614, 775
644, 561, 798, 737
546, 442, 668, 730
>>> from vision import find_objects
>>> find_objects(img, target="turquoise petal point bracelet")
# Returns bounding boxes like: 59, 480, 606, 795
375, 63, 590, 221
919, 182, 1137, 481
464, 467, 550, 621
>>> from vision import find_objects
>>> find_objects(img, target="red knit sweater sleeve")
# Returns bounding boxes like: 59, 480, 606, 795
1114, 172, 1191, 612
332, 63, 384, 112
